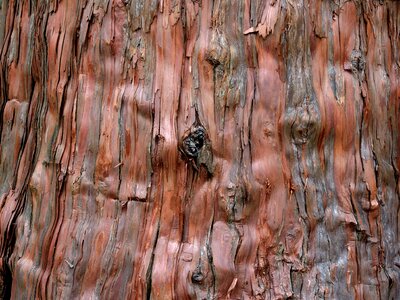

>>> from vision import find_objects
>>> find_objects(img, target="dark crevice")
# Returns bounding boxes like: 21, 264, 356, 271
206, 212, 216, 299
247, 68, 256, 166
117, 92, 125, 198
0, 261, 12, 299
146, 220, 160, 300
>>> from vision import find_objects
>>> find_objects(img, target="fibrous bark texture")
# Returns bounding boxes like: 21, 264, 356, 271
0, 0, 399, 299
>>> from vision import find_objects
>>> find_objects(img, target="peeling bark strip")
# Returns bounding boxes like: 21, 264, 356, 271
0, 0, 399, 299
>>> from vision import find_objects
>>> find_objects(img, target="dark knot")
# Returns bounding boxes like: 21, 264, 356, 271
182, 126, 205, 158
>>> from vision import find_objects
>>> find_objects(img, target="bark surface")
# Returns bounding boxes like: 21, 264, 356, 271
0, 0, 399, 299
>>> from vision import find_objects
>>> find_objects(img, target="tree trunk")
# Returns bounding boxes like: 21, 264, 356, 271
0, 0, 399, 299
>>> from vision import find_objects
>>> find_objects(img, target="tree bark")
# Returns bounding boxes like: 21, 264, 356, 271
0, 0, 399, 299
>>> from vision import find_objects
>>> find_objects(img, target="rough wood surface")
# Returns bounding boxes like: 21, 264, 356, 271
0, 0, 399, 299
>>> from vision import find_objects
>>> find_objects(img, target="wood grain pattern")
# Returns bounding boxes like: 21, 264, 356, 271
0, 0, 399, 299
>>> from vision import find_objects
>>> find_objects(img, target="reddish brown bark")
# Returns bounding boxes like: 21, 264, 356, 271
0, 0, 399, 299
